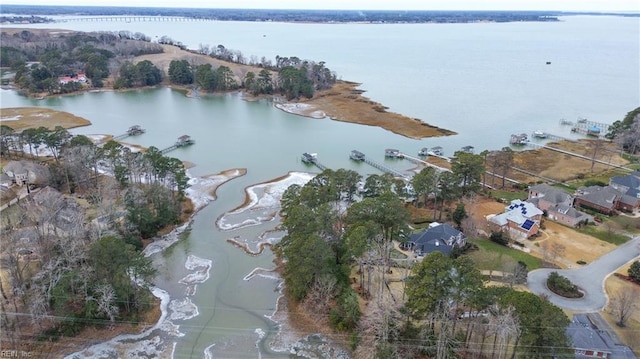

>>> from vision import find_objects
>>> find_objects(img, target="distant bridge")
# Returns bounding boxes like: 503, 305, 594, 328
56, 16, 214, 23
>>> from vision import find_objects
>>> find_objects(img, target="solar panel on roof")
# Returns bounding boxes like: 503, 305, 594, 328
521, 219, 535, 230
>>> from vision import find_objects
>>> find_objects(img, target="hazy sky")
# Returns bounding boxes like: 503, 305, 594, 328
3, 0, 640, 12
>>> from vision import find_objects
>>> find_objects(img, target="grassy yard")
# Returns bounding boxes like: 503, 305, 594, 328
608, 215, 640, 235
485, 189, 527, 203
578, 225, 631, 245
468, 238, 543, 270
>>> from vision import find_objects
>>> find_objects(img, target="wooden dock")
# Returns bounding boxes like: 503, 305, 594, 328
400, 153, 451, 173
530, 132, 576, 143
160, 135, 195, 154
350, 150, 408, 179
301, 153, 328, 171
560, 118, 610, 138
113, 125, 145, 140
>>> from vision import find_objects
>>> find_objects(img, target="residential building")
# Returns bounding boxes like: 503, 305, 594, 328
408, 222, 466, 256
566, 314, 637, 359
609, 171, 640, 214
575, 186, 622, 215
58, 72, 87, 85
528, 184, 592, 227
488, 199, 543, 240
2, 160, 50, 187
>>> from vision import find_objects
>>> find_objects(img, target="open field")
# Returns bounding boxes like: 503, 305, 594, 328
533, 221, 618, 266
511, 139, 630, 183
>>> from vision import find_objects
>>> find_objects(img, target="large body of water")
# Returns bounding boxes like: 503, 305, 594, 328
1, 14, 639, 358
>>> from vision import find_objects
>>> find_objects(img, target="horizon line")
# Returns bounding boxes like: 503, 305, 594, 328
2, 4, 639, 13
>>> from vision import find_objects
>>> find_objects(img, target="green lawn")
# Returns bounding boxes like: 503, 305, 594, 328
485, 189, 527, 203
468, 238, 543, 270
577, 225, 630, 245
607, 216, 640, 235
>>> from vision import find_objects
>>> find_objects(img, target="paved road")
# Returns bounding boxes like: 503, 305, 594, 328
527, 235, 640, 312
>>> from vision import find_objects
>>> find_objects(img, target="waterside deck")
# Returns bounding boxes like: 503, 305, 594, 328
113, 125, 146, 140
160, 135, 195, 154
301, 152, 328, 171
349, 150, 408, 179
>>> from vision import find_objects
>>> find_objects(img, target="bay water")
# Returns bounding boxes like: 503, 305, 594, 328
0, 14, 638, 358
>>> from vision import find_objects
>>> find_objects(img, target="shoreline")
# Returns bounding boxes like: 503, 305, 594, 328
61, 167, 247, 358
216, 171, 315, 232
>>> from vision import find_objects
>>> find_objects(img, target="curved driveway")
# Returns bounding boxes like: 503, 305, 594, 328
527, 235, 640, 312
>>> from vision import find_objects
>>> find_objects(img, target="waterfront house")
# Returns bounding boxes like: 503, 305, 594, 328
574, 186, 621, 215
58, 72, 87, 85
2, 161, 50, 187
528, 184, 592, 227
609, 171, 640, 214
408, 222, 466, 256
31, 186, 85, 233
418, 147, 429, 156
488, 199, 543, 240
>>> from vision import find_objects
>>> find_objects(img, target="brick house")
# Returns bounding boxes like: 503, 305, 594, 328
609, 171, 640, 214
488, 199, 543, 240
528, 184, 592, 227
574, 186, 622, 215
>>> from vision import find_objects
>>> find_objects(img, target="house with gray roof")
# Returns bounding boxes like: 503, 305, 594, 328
609, 171, 640, 214
408, 222, 466, 256
488, 199, 543, 240
528, 184, 592, 227
575, 186, 623, 215
2, 160, 50, 187
567, 314, 637, 359
529, 183, 574, 211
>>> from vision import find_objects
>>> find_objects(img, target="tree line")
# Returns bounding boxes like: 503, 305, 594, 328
167, 52, 337, 100
606, 106, 640, 155
1, 5, 562, 23
277, 152, 571, 358
1, 29, 163, 93
0, 125, 190, 346
2, 29, 338, 100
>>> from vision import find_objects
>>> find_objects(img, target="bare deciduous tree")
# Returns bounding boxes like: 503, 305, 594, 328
610, 287, 638, 327
302, 275, 336, 325
355, 295, 403, 359
589, 138, 605, 173
95, 283, 119, 325
488, 304, 520, 359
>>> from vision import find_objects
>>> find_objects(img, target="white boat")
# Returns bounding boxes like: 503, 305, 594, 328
533, 130, 547, 139
427, 146, 444, 156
